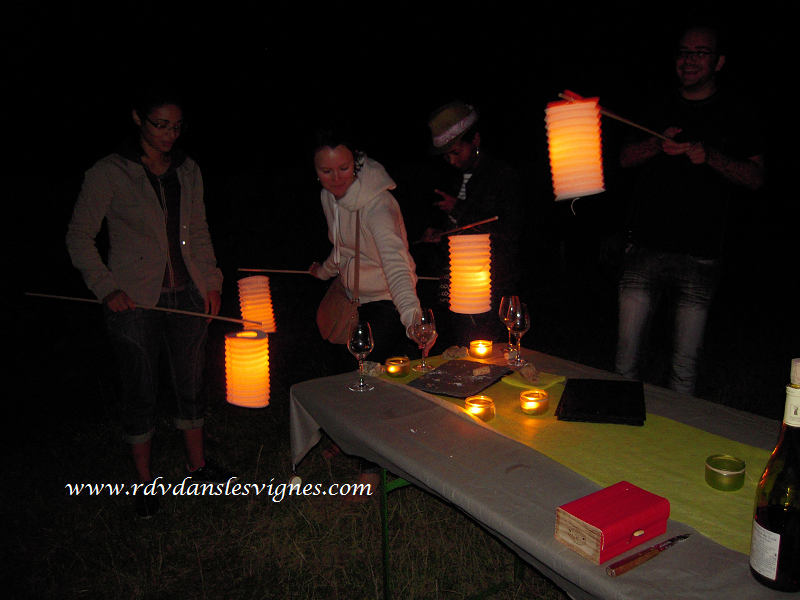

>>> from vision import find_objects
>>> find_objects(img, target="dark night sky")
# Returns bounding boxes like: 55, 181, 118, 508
14, 4, 792, 344
18, 4, 774, 171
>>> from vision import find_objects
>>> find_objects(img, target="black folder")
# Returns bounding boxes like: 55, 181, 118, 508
555, 379, 646, 426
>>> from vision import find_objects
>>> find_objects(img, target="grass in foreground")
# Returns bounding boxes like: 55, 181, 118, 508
9, 300, 570, 599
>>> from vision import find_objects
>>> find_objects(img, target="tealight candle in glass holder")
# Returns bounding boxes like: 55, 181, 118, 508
520, 389, 549, 415
384, 356, 411, 378
465, 395, 495, 422
469, 340, 493, 358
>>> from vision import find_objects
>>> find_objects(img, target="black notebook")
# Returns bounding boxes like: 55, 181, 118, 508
555, 379, 646, 426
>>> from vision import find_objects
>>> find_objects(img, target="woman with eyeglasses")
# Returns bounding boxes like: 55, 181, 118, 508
67, 90, 235, 518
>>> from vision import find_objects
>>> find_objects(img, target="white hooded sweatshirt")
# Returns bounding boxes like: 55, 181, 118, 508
318, 155, 420, 334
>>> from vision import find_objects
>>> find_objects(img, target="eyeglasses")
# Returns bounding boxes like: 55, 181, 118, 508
674, 50, 716, 61
145, 117, 186, 133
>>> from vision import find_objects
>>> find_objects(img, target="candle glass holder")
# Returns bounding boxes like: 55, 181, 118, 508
385, 356, 411, 378
465, 395, 496, 422
520, 389, 549, 415
469, 340, 493, 359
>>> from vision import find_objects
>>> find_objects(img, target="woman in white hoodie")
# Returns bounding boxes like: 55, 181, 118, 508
309, 125, 427, 501
310, 126, 424, 365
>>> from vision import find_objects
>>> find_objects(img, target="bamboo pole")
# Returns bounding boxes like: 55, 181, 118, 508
238, 268, 311, 274
238, 269, 438, 280
25, 293, 262, 326
412, 216, 499, 244
557, 92, 669, 141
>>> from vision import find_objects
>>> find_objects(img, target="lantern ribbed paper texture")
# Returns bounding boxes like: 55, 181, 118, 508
449, 234, 491, 314
545, 98, 605, 201
238, 276, 276, 332
225, 330, 270, 408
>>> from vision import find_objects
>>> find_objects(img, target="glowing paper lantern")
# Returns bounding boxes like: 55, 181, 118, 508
238, 276, 276, 332
225, 329, 270, 408
544, 97, 605, 201
448, 234, 491, 314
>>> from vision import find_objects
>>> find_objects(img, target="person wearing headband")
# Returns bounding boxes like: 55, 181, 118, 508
421, 100, 524, 345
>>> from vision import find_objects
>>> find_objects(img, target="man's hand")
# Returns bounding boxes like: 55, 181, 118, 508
660, 127, 692, 156
434, 189, 458, 213
684, 142, 707, 164
103, 289, 136, 312
421, 227, 443, 244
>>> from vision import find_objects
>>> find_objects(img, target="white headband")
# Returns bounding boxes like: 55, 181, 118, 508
432, 108, 478, 148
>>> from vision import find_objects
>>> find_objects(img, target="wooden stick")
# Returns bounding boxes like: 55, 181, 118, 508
557, 92, 669, 141
412, 216, 499, 244
25, 293, 262, 326
238, 268, 438, 280
238, 268, 311, 274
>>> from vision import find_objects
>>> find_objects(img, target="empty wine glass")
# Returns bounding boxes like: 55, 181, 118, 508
411, 308, 437, 372
348, 320, 374, 392
507, 303, 530, 367
499, 295, 520, 351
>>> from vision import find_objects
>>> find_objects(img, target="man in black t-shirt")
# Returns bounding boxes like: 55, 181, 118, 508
615, 24, 765, 395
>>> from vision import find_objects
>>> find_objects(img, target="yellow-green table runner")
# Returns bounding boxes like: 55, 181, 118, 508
390, 357, 770, 555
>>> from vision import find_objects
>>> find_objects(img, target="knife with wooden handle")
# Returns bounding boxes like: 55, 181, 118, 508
606, 534, 691, 577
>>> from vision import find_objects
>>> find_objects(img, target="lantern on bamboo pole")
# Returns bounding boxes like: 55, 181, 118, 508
544, 96, 605, 201
448, 234, 491, 314
225, 330, 270, 408
238, 276, 276, 333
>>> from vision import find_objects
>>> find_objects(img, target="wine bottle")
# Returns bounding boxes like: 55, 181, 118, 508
749, 359, 800, 591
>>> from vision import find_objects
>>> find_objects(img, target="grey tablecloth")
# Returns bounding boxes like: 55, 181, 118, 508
289, 351, 783, 600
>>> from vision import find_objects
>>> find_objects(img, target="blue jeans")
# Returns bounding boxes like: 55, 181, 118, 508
106, 286, 209, 444
615, 246, 720, 396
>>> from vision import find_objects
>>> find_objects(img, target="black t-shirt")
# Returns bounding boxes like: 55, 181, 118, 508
626, 89, 762, 258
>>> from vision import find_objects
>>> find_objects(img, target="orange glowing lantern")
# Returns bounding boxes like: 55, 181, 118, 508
448, 234, 491, 314
225, 329, 270, 408
238, 276, 276, 333
545, 97, 605, 201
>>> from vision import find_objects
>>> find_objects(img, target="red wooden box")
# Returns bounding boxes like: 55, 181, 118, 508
554, 481, 670, 564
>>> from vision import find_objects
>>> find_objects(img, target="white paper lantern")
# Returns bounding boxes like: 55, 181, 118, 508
545, 97, 605, 201
238, 276, 276, 332
225, 330, 270, 408
449, 234, 492, 314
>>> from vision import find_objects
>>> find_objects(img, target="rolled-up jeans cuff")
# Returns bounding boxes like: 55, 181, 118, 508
123, 428, 155, 445
173, 417, 205, 431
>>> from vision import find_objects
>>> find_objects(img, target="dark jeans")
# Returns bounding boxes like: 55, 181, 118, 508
616, 245, 720, 396
332, 299, 413, 374
106, 286, 209, 444
330, 300, 409, 475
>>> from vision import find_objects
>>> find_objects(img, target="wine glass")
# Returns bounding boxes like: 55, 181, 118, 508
499, 295, 520, 352
348, 320, 375, 392
507, 303, 530, 367
411, 308, 437, 372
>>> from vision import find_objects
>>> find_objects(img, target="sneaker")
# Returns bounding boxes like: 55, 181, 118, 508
186, 460, 237, 483
134, 482, 160, 518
